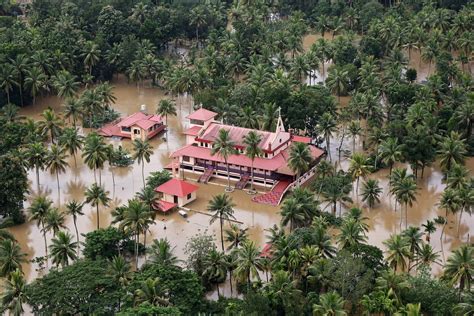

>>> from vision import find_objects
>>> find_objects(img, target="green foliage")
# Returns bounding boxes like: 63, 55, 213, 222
0, 153, 27, 225
26, 259, 122, 315
82, 227, 139, 260
184, 232, 216, 278
126, 263, 205, 315
117, 303, 182, 316
145, 170, 172, 191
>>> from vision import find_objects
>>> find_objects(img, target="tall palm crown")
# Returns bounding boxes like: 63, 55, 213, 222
120, 199, 154, 266
348, 152, 370, 196
49, 231, 78, 267
318, 112, 337, 159
39, 108, 63, 144
438, 131, 467, 173
47, 144, 69, 199
0, 269, 28, 316
224, 224, 248, 251
211, 128, 238, 191
383, 234, 411, 273
234, 241, 263, 289
53, 70, 80, 99
393, 176, 418, 229
243, 131, 263, 193
280, 197, 305, 232
208, 194, 236, 252
85, 183, 110, 230
134, 277, 170, 307
107, 256, 132, 289
326, 66, 349, 102
313, 291, 347, 316
156, 99, 177, 125
24, 142, 48, 192
24, 67, 47, 105
43, 208, 66, 237
443, 245, 473, 293
28, 196, 53, 259
337, 218, 368, 249
59, 127, 83, 168
378, 137, 403, 175
132, 139, 154, 188
0, 64, 19, 104
65, 200, 84, 254
203, 249, 227, 296
288, 142, 312, 178
83, 41, 101, 75
361, 179, 382, 208
0, 240, 27, 278
148, 238, 179, 266
63, 98, 83, 126
82, 132, 108, 183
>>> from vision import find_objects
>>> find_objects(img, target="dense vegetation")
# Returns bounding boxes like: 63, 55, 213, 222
0, 0, 473, 315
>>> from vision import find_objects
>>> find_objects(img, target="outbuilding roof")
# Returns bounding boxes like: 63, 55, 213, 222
186, 108, 218, 121
154, 178, 199, 197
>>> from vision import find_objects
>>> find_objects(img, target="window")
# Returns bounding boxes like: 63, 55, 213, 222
121, 127, 131, 132
173, 196, 178, 203
187, 193, 192, 200
183, 156, 190, 162
134, 129, 140, 135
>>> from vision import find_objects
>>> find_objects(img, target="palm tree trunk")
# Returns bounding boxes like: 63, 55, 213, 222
216, 283, 220, 297
457, 208, 463, 238
74, 218, 80, 256
96, 204, 100, 229
229, 271, 233, 296
220, 218, 225, 252
135, 232, 139, 269
36, 166, 40, 193
142, 162, 145, 188
405, 203, 408, 229
143, 229, 147, 261
73, 154, 77, 169
250, 160, 255, 192
225, 159, 231, 191
56, 171, 61, 202
42, 223, 48, 267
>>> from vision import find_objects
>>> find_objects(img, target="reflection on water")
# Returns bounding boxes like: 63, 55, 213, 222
10, 41, 474, 283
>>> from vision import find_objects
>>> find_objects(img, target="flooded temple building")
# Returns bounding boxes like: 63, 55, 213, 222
99, 111, 165, 141
170, 108, 325, 199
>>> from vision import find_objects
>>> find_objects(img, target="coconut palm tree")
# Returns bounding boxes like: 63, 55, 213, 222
348, 153, 370, 198
326, 66, 349, 102
0, 240, 26, 279
132, 139, 154, 188
318, 112, 337, 161
288, 142, 312, 181
211, 128, 238, 192
422, 219, 436, 243
379, 138, 403, 176
53, 70, 80, 99
120, 199, 153, 267
266, 270, 303, 313
24, 66, 47, 105
24, 142, 48, 192
49, 231, 78, 267
234, 240, 263, 290
107, 255, 132, 310
402, 226, 423, 269
59, 127, 83, 168
148, 239, 179, 266
63, 98, 83, 127
208, 194, 236, 252
280, 197, 305, 232
85, 183, 110, 230
375, 269, 409, 306
83, 41, 101, 75
203, 249, 227, 297
313, 291, 347, 316
439, 188, 461, 238
443, 245, 473, 294
82, 132, 108, 184
46, 144, 69, 200
337, 218, 367, 249
156, 99, 177, 132
313, 226, 337, 258
348, 120, 362, 153
134, 277, 170, 307
43, 208, 66, 238
393, 174, 418, 229
28, 196, 53, 261
413, 243, 441, 270
0, 64, 18, 104
243, 131, 263, 194
65, 200, 84, 255
438, 132, 467, 173
0, 269, 28, 316
39, 108, 63, 144
361, 179, 382, 209
383, 234, 411, 273
224, 224, 248, 251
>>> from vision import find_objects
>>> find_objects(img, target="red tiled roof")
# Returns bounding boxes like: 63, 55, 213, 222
260, 243, 273, 258
117, 112, 149, 128
155, 178, 198, 197
172, 143, 324, 174
293, 135, 312, 144
186, 108, 217, 121
200, 122, 287, 150
183, 126, 202, 136
153, 200, 177, 212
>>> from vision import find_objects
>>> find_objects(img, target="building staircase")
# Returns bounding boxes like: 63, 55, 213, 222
198, 166, 214, 183
252, 180, 291, 206
235, 174, 250, 190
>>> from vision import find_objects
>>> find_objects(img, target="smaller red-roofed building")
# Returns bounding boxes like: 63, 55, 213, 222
99, 112, 165, 141
154, 178, 199, 211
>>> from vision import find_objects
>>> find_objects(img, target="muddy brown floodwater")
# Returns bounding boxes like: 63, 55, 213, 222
8, 37, 474, 292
